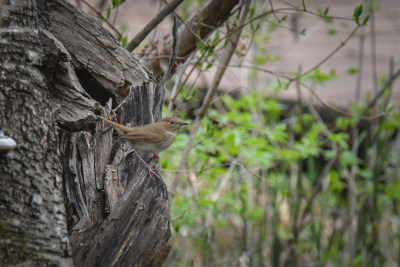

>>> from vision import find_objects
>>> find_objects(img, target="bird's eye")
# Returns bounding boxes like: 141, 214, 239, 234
169, 120, 175, 125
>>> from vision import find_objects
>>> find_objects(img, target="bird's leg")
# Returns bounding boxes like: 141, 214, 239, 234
147, 153, 160, 162
133, 151, 161, 179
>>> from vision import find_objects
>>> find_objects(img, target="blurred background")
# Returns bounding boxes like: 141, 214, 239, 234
73, 0, 400, 266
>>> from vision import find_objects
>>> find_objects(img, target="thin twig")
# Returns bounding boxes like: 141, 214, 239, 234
210, 86, 248, 105
223, 7, 355, 41
298, 151, 339, 231
301, 26, 360, 77
344, 111, 359, 266
362, 68, 400, 115
355, 26, 365, 101
211, 157, 240, 201
162, 0, 208, 48
126, 0, 185, 51
383, 58, 395, 108
150, 0, 163, 41
171, 50, 208, 103
268, 0, 280, 23
166, 57, 192, 116
134, 55, 186, 60
112, 4, 119, 26
279, 0, 299, 8
80, 0, 122, 38
231, 64, 394, 121
370, 1, 378, 91
295, 65, 303, 110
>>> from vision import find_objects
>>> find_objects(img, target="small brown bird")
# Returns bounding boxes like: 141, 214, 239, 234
97, 115, 188, 178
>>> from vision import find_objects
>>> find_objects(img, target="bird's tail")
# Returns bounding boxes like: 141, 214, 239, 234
97, 115, 133, 134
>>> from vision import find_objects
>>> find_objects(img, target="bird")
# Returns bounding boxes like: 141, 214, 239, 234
97, 115, 188, 178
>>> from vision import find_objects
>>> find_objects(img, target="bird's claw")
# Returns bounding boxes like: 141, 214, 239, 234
133, 151, 161, 179
147, 153, 160, 162
140, 163, 161, 179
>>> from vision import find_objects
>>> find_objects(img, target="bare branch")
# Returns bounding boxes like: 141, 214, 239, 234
126, 0, 185, 51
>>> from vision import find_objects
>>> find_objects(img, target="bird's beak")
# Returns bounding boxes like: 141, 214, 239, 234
180, 122, 189, 126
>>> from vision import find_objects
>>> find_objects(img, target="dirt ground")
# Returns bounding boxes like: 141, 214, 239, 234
77, 0, 400, 107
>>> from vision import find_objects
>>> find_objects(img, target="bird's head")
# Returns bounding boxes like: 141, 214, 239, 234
160, 117, 189, 132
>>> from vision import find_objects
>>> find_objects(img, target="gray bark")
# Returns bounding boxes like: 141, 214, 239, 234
0, 1, 73, 266
0, 0, 171, 266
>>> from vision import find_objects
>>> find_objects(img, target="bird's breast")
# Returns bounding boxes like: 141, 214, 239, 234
162, 130, 177, 148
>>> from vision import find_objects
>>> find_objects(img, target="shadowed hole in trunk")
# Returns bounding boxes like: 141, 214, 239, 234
75, 67, 119, 109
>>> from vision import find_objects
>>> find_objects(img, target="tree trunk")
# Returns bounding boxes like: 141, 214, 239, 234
0, 0, 171, 266
0, 1, 73, 265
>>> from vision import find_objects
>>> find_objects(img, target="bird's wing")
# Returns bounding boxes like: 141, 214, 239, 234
122, 125, 164, 143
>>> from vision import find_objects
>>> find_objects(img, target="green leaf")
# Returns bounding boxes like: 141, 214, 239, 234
215, 219, 227, 229
262, 99, 286, 121
339, 150, 361, 167
316, 7, 332, 23
248, 206, 264, 222
324, 149, 337, 160
362, 15, 370, 25
385, 179, 400, 199
329, 132, 349, 149
358, 169, 373, 179
347, 67, 358, 75
248, 6, 255, 18
255, 56, 267, 65
278, 148, 302, 161
268, 123, 288, 143
301, 67, 337, 84
205, 59, 215, 71
197, 199, 216, 208
353, 4, 363, 25
329, 170, 344, 192
106, 7, 111, 19
326, 28, 337, 36
121, 34, 128, 48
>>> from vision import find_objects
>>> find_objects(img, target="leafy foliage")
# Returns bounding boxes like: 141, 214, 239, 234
162, 87, 400, 266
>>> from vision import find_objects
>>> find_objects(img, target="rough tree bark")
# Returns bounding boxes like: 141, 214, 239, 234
0, 1, 72, 265
1, 0, 170, 266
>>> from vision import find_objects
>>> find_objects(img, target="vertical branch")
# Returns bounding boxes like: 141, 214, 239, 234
369, 0, 378, 91
153, 16, 179, 122
245, 165, 254, 263
343, 4, 369, 263
343, 100, 359, 267
287, 66, 304, 264
354, 26, 365, 101
166, 55, 192, 116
